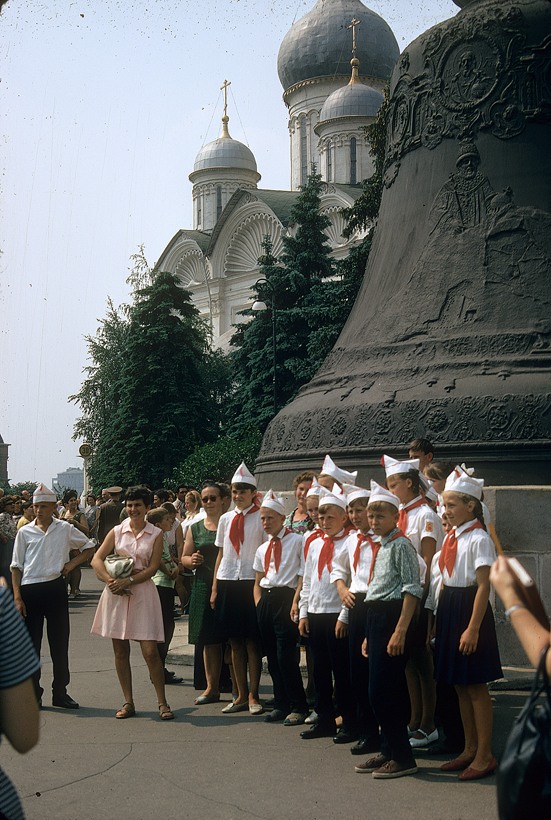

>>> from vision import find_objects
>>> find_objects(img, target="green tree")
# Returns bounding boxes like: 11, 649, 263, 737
341, 87, 390, 237
71, 255, 229, 490
227, 169, 335, 436
168, 430, 262, 489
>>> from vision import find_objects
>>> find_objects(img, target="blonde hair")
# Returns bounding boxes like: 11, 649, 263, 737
368, 500, 398, 515
146, 507, 170, 526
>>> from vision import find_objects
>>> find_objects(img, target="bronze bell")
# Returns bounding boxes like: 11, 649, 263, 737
257, 0, 551, 486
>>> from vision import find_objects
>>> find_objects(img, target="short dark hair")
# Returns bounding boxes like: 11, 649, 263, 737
176, 484, 188, 493
232, 482, 256, 492
62, 489, 78, 505
425, 462, 451, 481
154, 488, 170, 503
125, 485, 153, 506
408, 438, 434, 456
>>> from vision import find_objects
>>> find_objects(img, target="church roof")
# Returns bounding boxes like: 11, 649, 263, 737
193, 135, 258, 174
319, 81, 383, 122
277, 0, 399, 91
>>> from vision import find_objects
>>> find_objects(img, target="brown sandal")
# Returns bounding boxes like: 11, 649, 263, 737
159, 703, 174, 720
115, 702, 135, 719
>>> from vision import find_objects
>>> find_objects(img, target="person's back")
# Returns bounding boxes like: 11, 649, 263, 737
96, 489, 124, 545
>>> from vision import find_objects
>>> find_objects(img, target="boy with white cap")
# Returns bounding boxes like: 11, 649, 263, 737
331, 483, 380, 755
298, 487, 354, 741
354, 481, 422, 779
253, 490, 308, 725
10, 484, 95, 708
211, 462, 265, 714
383, 454, 444, 749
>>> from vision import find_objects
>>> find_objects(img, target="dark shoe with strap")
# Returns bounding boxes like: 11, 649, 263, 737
300, 723, 336, 740
350, 737, 380, 756
333, 726, 360, 744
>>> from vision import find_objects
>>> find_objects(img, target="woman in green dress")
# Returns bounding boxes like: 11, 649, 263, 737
182, 481, 228, 704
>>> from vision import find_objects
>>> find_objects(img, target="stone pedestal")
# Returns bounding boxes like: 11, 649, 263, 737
485, 486, 551, 668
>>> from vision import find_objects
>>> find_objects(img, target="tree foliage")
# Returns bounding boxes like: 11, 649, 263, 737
341, 87, 390, 238
70, 252, 231, 490
168, 430, 262, 489
227, 169, 336, 436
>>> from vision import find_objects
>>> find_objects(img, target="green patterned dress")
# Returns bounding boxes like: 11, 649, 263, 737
188, 520, 222, 645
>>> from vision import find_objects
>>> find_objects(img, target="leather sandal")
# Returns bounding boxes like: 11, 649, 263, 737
115, 702, 135, 719
159, 703, 174, 720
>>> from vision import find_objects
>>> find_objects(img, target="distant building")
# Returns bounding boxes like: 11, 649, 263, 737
53, 467, 84, 495
0, 433, 9, 483
156, 0, 400, 350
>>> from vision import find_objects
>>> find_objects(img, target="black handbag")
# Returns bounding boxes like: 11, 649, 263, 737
497, 649, 551, 820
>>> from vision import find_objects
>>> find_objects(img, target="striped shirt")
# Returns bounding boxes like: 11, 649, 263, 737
0, 586, 41, 820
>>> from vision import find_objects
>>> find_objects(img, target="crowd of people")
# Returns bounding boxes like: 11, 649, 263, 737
2, 436, 549, 817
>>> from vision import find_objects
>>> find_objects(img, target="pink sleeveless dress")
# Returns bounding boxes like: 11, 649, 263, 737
91, 519, 164, 641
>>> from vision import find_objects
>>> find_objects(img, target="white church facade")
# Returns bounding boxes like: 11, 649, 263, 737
156, 0, 400, 349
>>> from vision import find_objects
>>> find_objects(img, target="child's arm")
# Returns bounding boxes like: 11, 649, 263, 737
387, 592, 417, 656
210, 548, 223, 610
335, 579, 355, 609
459, 565, 490, 655
291, 576, 302, 623
253, 571, 263, 607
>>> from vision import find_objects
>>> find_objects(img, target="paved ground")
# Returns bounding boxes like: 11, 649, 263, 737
3, 567, 530, 820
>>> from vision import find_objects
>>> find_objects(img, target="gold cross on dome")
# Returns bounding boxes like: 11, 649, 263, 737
220, 79, 231, 118
348, 18, 361, 58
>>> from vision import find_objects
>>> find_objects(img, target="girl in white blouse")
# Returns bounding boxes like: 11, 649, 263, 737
434, 469, 501, 781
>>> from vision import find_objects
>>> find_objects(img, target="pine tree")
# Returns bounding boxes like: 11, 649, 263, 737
227, 169, 335, 436
71, 257, 228, 489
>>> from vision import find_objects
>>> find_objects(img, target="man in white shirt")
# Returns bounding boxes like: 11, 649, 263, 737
11, 484, 95, 709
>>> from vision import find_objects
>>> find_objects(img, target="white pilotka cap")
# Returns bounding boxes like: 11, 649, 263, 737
33, 483, 57, 503
306, 476, 323, 498
369, 480, 400, 509
343, 483, 370, 505
260, 489, 286, 516
382, 454, 420, 477
320, 454, 358, 485
231, 461, 257, 488
444, 466, 484, 500
318, 485, 348, 511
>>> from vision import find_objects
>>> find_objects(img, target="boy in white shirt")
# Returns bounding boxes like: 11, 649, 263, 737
253, 491, 308, 725
299, 489, 354, 741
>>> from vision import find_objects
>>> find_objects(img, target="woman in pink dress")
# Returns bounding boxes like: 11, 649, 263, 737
91, 485, 174, 720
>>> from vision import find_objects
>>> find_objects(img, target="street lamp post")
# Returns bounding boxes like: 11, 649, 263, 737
252, 277, 277, 417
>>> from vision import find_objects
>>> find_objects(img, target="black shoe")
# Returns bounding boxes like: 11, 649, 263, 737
333, 727, 360, 745
165, 671, 184, 684
300, 724, 336, 740
264, 709, 287, 723
350, 738, 380, 756
52, 693, 79, 709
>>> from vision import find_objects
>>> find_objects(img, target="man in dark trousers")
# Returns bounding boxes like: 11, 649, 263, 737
11, 483, 95, 708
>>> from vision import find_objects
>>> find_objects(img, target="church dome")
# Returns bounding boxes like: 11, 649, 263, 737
278, 0, 399, 91
193, 131, 258, 174
319, 79, 383, 122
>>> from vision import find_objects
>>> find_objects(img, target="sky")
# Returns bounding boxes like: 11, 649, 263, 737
1, 0, 459, 485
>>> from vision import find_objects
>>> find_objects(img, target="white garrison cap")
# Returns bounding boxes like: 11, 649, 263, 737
231, 461, 257, 488
33, 483, 57, 503
320, 454, 357, 485
260, 489, 286, 516
318, 485, 348, 511
444, 466, 484, 500
306, 476, 323, 498
382, 454, 420, 477
343, 483, 370, 505
368, 480, 400, 509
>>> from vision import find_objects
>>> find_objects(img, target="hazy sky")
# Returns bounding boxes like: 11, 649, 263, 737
1, 0, 458, 485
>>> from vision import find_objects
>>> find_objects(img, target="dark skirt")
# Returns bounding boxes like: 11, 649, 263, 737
188, 574, 222, 646
434, 585, 502, 686
215, 579, 260, 641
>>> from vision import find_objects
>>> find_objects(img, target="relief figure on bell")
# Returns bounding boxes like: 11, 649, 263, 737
429, 141, 494, 235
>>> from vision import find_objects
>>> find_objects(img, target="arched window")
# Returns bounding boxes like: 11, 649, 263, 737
300, 116, 308, 187
216, 186, 223, 221
326, 139, 332, 182
350, 137, 357, 185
